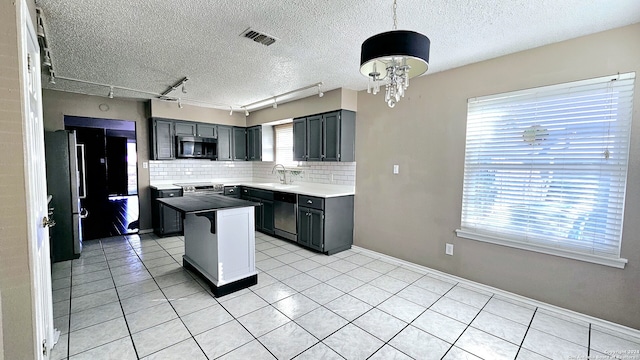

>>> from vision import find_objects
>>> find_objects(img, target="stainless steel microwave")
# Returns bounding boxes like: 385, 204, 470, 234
175, 136, 217, 159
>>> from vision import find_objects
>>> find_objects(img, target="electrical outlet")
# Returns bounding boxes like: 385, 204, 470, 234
393, 165, 399, 174
143, 161, 148, 169
445, 243, 454, 256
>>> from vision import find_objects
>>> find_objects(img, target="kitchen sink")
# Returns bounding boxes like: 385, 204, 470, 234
255, 183, 298, 190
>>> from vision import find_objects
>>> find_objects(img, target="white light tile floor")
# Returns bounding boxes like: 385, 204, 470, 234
50, 233, 640, 360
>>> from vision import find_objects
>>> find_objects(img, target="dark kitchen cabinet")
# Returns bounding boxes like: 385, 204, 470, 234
307, 115, 323, 161
292, 110, 355, 162
247, 126, 262, 161
175, 122, 196, 136
197, 123, 217, 138
217, 126, 233, 161
223, 185, 241, 199
296, 195, 354, 255
151, 187, 183, 236
261, 199, 274, 234
233, 127, 247, 161
298, 206, 324, 252
293, 119, 307, 161
323, 111, 340, 162
150, 118, 175, 160
242, 187, 274, 235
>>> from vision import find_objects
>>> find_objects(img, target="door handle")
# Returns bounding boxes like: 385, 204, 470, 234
42, 216, 55, 228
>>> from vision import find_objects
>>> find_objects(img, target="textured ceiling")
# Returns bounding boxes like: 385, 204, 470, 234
37, 0, 640, 111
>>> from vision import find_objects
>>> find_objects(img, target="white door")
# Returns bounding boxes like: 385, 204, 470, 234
20, 0, 54, 358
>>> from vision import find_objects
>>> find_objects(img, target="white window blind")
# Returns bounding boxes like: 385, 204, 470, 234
457, 72, 635, 268
275, 123, 295, 166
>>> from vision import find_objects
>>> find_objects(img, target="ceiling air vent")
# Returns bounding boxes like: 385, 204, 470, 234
240, 28, 278, 46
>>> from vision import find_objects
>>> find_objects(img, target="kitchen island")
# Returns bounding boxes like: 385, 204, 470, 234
157, 195, 259, 297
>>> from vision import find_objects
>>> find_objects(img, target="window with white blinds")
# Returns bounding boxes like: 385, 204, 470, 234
456, 72, 635, 268
275, 123, 296, 166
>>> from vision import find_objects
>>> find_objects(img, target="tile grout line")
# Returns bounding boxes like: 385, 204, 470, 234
514, 307, 539, 359
439, 292, 494, 359
125, 234, 219, 360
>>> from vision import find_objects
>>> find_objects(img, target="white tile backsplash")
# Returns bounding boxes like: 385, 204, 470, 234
150, 160, 356, 186
149, 160, 253, 181
253, 161, 356, 186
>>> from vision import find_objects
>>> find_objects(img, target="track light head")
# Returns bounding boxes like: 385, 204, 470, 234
244, 107, 249, 116
108, 86, 114, 99
182, 84, 187, 94
178, 99, 183, 109
318, 84, 324, 98
48, 70, 55, 84
229, 107, 233, 116
273, 98, 277, 109
42, 50, 52, 68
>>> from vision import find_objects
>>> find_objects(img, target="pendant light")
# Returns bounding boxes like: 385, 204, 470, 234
360, 0, 430, 108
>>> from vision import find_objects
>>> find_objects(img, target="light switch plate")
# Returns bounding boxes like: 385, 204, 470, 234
445, 243, 454, 256
393, 165, 399, 174
143, 161, 148, 169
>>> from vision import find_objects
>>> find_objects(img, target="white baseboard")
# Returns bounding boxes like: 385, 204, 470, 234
138, 229, 153, 235
352, 245, 640, 340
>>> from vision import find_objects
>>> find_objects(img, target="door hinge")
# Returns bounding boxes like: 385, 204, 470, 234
338, 153, 341, 160
27, 54, 32, 73
322, 214, 325, 220
42, 339, 47, 356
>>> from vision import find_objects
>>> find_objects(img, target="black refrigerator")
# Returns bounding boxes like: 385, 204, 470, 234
45, 130, 86, 262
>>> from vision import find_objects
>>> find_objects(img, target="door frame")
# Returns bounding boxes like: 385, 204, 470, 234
19, 0, 55, 358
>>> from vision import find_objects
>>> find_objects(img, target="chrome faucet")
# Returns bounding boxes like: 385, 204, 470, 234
272, 164, 287, 184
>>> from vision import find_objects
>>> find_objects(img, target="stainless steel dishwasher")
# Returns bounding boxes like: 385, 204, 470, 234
273, 192, 297, 241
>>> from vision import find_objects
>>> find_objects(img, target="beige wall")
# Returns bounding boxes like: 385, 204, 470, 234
150, 99, 246, 126
0, 1, 36, 358
42, 90, 153, 230
354, 23, 640, 329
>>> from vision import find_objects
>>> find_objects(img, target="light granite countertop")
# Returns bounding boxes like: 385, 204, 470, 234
150, 179, 354, 198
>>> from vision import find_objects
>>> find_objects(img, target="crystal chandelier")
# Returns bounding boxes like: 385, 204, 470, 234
360, 0, 431, 108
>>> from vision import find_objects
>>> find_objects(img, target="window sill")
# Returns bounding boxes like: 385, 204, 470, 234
455, 229, 628, 269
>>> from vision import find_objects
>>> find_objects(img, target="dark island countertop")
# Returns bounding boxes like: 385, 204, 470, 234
157, 194, 259, 214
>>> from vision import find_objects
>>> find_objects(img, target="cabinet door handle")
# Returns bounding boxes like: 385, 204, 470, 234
307, 200, 312, 204
169, 193, 174, 197
229, 189, 234, 193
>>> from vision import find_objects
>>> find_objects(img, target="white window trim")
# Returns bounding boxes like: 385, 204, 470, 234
456, 229, 628, 268
457, 72, 635, 269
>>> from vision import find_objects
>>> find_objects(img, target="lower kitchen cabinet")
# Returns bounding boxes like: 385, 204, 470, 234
223, 185, 241, 198
242, 187, 275, 235
298, 206, 324, 252
151, 188, 183, 236
297, 195, 354, 255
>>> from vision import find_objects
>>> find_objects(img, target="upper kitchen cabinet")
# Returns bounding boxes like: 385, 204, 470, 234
150, 118, 175, 160
293, 110, 355, 162
293, 119, 307, 161
217, 125, 233, 161
247, 126, 262, 161
233, 127, 247, 161
175, 121, 217, 138
197, 123, 217, 138
174, 122, 196, 136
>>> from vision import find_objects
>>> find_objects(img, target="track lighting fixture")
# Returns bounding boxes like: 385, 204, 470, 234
42, 50, 52, 67
108, 86, 114, 99
48, 70, 55, 84
178, 99, 183, 109
182, 84, 187, 94
240, 82, 322, 112
229, 107, 233, 116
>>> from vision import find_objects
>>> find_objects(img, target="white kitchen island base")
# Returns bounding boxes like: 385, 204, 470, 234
182, 206, 257, 297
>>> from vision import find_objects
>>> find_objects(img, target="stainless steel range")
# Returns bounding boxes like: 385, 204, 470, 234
173, 182, 224, 196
